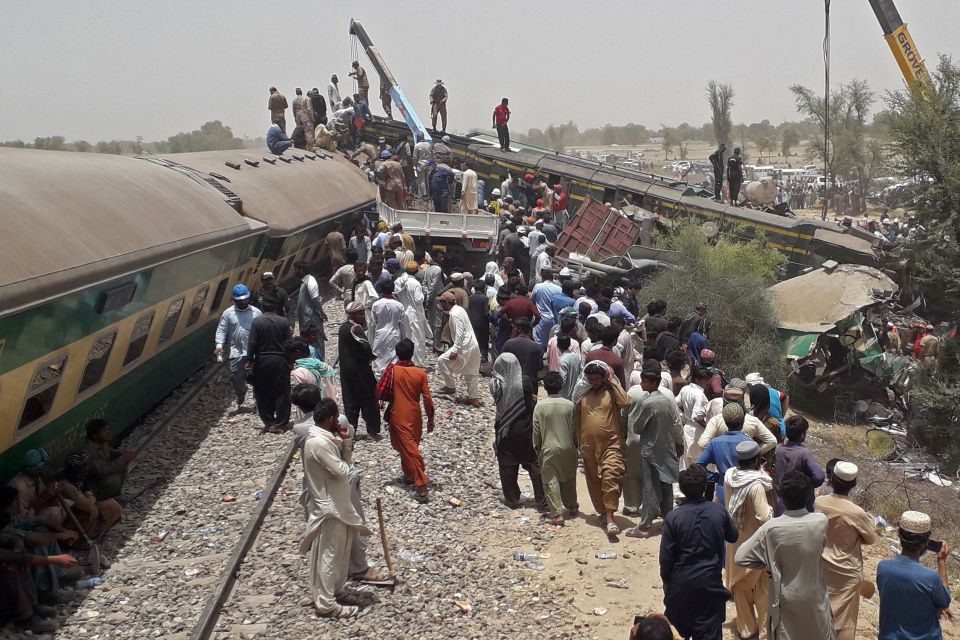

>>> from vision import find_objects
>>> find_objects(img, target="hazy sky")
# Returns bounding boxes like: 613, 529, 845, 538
2, 0, 957, 142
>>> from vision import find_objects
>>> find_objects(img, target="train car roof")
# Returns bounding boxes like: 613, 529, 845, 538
0, 148, 261, 316
156, 150, 377, 236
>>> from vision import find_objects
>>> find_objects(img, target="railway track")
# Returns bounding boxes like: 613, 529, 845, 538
188, 441, 297, 640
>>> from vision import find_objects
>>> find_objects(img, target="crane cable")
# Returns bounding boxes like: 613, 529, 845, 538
821, 0, 831, 221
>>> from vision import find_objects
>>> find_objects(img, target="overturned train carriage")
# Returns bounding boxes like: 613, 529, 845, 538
363, 118, 878, 275
0, 148, 375, 480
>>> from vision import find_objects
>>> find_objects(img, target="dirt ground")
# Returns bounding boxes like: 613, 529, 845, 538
507, 415, 960, 639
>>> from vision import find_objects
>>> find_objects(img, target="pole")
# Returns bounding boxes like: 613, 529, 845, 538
821, 0, 831, 221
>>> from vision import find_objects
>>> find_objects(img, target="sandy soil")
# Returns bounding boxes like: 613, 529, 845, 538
504, 416, 960, 640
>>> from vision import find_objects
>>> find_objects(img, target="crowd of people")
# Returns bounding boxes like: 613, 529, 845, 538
1, 421, 136, 632
5, 197, 953, 634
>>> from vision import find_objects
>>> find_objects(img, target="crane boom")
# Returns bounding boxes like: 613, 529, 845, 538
867, 0, 928, 90
349, 19, 432, 143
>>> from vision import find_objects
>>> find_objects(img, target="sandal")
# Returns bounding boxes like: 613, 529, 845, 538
606, 522, 621, 535
320, 605, 360, 618
414, 490, 429, 504
624, 527, 654, 539
335, 592, 369, 606
547, 515, 565, 526
351, 568, 391, 583
437, 386, 457, 395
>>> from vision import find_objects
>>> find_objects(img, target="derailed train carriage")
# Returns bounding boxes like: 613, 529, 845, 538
363, 118, 878, 275
0, 147, 375, 479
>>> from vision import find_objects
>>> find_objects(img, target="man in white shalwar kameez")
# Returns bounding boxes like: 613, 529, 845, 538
370, 281, 406, 377
352, 271, 379, 343
460, 164, 479, 213
299, 399, 371, 618
420, 255, 445, 345
394, 263, 429, 367
436, 291, 482, 407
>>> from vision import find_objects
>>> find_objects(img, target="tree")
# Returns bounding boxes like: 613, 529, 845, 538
642, 226, 787, 387
0, 139, 26, 148
791, 78, 882, 210
662, 128, 681, 159
883, 56, 960, 471
707, 81, 735, 147
755, 132, 778, 163
96, 140, 122, 154
73, 140, 92, 152
33, 136, 65, 151
167, 120, 244, 153
781, 128, 800, 159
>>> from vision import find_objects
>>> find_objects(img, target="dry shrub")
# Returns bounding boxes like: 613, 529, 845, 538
642, 225, 788, 387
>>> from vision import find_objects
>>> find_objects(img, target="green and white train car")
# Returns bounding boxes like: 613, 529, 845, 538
0, 147, 375, 480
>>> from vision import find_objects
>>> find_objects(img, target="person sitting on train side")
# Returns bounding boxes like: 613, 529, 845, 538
254, 271, 290, 319
266, 123, 294, 155
57, 450, 122, 540
6, 449, 66, 529
0, 487, 79, 633
82, 419, 136, 501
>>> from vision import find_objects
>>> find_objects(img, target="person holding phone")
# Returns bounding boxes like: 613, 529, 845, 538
877, 510, 952, 639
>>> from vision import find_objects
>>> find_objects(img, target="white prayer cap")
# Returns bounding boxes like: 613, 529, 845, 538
345, 301, 365, 313
450, 272, 464, 281
559, 267, 572, 277
833, 461, 858, 482
744, 372, 765, 385
899, 510, 931, 534
492, 188, 501, 196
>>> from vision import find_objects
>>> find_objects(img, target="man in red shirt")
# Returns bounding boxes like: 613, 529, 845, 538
492, 98, 511, 152
499, 283, 541, 328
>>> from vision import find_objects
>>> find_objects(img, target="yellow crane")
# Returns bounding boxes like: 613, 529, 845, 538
868, 0, 929, 90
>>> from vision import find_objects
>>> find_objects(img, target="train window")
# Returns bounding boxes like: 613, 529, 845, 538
77, 331, 117, 396
310, 244, 322, 261
275, 259, 288, 278
186, 284, 210, 327
159, 297, 185, 344
210, 278, 229, 315
123, 312, 155, 367
18, 354, 68, 431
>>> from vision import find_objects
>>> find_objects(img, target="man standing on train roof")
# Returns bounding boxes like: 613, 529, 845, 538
493, 98, 511, 152
309, 87, 327, 125
460, 161, 479, 214
727, 147, 744, 206
380, 79, 392, 118
349, 61, 369, 104
215, 284, 263, 412
709, 143, 726, 202
327, 74, 341, 111
245, 298, 293, 433
429, 79, 448, 133
268, 86, 289, 132
292, 87, 316, 148
293, 262, 326, 361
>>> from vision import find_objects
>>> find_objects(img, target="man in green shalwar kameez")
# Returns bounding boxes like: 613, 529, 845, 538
532, 372, 579, 525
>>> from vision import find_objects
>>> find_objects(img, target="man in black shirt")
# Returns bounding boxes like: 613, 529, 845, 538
254, 272, 290, 318
727, 147, 744, 206
338, 302, 382, 440
708, 143, 726, 202
246, 299, 293, 432
502, 317, 545, 389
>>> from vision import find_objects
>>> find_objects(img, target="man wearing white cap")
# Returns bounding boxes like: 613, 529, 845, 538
877, 510, 952, 639
436, 291, 482, 407
735, 471, 836, 639
724, 440, 774, 640
815, 461, 878, 640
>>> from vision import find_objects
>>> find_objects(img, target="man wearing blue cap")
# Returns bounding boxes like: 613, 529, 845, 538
215, 284, 262, 412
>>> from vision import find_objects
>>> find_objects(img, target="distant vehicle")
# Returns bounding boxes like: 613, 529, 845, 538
803, 164, 819, 173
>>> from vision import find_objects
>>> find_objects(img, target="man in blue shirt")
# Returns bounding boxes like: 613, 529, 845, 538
531, 268, 562, 346
877, 510, 952, 639
696, 403, 752, 504
214, 284, 262, 411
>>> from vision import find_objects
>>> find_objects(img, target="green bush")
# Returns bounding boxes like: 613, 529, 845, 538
641, 226, 788, 388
